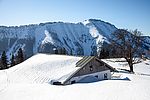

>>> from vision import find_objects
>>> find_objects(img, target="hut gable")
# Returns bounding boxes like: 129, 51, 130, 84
74, 57, 108, 77
62, 56, 115, 85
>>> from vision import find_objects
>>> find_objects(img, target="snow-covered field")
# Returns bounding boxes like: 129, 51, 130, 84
0, 54, 150, 100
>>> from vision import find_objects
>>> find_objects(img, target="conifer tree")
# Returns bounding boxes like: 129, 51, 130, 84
53, 48, 58, 54
61, 47, 66, 55
10, 54, 15, 67
16, 48, 24, 64
1, 51, 8, 69
99, 48, 109, 59
70, 49, 73, 55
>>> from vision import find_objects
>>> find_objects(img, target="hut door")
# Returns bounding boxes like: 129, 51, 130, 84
104, 73, 108, 79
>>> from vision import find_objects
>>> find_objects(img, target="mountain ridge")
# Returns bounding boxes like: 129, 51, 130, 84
0, 19, 149, 59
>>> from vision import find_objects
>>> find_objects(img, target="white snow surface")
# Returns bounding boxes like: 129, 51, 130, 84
102, 58, 150, 75
0, 54, 150, 100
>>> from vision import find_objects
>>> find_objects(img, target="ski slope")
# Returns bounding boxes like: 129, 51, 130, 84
0, 54, 150, 100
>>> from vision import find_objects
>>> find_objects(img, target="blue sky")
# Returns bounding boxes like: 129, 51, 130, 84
0, 0, 150, 35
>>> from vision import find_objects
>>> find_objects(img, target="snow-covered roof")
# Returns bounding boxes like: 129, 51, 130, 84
7, 54, 82, 84
76, 56, 95, 67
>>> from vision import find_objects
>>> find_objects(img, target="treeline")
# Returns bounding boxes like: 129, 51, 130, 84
0, 48, 24, 70
98, 46, 125, 59
53, 47, 67, 55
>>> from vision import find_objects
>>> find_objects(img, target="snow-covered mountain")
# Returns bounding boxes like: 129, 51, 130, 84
0, 19, 149, 59
141, 36, 150, 56
0, 19, 117, 58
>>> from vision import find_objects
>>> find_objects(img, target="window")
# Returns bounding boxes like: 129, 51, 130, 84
71, 80, 76, 84
95, 75, 98, 78
89, 66, 93, 71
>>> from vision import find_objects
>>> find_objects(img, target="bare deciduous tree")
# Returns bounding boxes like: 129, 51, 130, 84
110, 29, 142, 73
